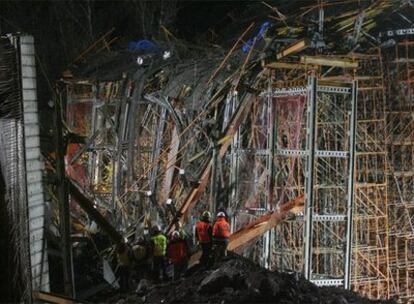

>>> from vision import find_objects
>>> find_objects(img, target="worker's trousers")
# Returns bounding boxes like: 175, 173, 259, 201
200, 242, 212, 267
213, 238, 228, 264
173, 260, 188, 280
153, 256, 168, 281
118, 265, 130, 292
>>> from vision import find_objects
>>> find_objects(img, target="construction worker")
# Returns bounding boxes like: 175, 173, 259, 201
131, 236, 151, 279
195, 210, 213, 267
167, 230, 189, 280
116, 241, 131, 292
151, 225, 169, 281
212, 211, 231, 264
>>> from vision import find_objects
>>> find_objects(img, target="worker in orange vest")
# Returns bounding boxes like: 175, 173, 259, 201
195, 211, 213, 267
212, 211, 231, 264
167, 230, 189, 280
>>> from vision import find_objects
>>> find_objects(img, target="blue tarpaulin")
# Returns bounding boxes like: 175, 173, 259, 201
128, 39, 157, 52
242, 22, 271, 53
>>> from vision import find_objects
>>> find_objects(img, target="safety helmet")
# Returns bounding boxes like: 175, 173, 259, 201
152, 225, 161, 233
171, 230, 180, 239
202, 210, 211, 220
217, 211, 226, 218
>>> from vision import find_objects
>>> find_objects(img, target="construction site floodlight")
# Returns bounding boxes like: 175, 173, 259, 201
136, 56, 144, 65
163, 50, 171, 60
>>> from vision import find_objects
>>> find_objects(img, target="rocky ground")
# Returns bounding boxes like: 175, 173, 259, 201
101, 253, 395, 304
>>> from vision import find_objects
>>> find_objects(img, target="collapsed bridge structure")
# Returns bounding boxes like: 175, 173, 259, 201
2, 1, 414, 303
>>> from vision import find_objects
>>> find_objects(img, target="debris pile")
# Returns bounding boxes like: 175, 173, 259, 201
113, 254, 393, 304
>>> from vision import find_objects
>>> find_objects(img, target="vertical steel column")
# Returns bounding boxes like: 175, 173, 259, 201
112, 78, 130, 209
229, 90, 239, 233
344, 80, 358, 289
263, 80, 275, 268
54, 89, 75, 297
150, 107, 166, 193
209, 147, 218, 215
304, 76, 318, 280
89, 84, 102, 186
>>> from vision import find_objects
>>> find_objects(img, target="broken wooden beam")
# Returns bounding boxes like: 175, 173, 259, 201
189, 195, 304, 266
68, 179, 123, 244
276, 39, 309, 60
228, 195, 305, 252
300, 56, 358, 68
33, 291, 77, 304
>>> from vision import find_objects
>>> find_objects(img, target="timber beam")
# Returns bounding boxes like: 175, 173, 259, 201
189, 195, 304, 265
228, 195, 305, 252
33, 291, 77, 304
276, 39, 309, 60
68, 179, 123, 244
300, 55, 358, 68
263, 61, 311, 70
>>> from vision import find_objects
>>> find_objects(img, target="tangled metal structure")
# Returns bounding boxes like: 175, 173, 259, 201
39, 1, 414, 302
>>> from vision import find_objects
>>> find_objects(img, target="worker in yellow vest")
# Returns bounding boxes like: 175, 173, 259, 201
151, 225, 169, 281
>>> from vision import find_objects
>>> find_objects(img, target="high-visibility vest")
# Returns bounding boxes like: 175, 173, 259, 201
151, 233, 167, 257
196, 221, 212, 242
213, 218, 230, 239
168, 239, 188, 265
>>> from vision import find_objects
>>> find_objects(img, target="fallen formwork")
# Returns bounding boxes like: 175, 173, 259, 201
102, 254, 394, 304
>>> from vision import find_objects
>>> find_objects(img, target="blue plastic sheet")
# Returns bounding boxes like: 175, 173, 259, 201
242, 21, 271, 53
128, 39, 157, 52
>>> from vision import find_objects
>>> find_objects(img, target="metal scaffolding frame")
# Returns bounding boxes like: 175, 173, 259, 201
351, 52, 390, 300
269, 78, 358, 288
385, 39, 414, 302
59, 44, 414, 302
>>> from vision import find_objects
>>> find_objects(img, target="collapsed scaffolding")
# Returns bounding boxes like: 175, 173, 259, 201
46, 1, 414, 302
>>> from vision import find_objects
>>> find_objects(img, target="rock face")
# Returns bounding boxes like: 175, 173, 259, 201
141, 254, 395, 304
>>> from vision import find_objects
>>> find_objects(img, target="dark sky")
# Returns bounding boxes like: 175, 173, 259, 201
176, 1, 249, 40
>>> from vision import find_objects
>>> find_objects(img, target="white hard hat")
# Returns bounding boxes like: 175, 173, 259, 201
217, 212, 226, 218
172, 230, 180, 239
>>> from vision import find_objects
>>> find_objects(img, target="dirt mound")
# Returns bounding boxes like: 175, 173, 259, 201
117, 253, 394, 304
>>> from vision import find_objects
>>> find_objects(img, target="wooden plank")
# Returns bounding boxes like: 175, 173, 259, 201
263, 61, 310, 70
33, 291, 77, 304
300, 55, 358, 68
276, 39, 309, 60
228, 195, 304, 252
189, 195, 304, 266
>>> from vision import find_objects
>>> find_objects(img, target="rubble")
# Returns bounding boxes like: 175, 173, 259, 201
107, 254, 394, 304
